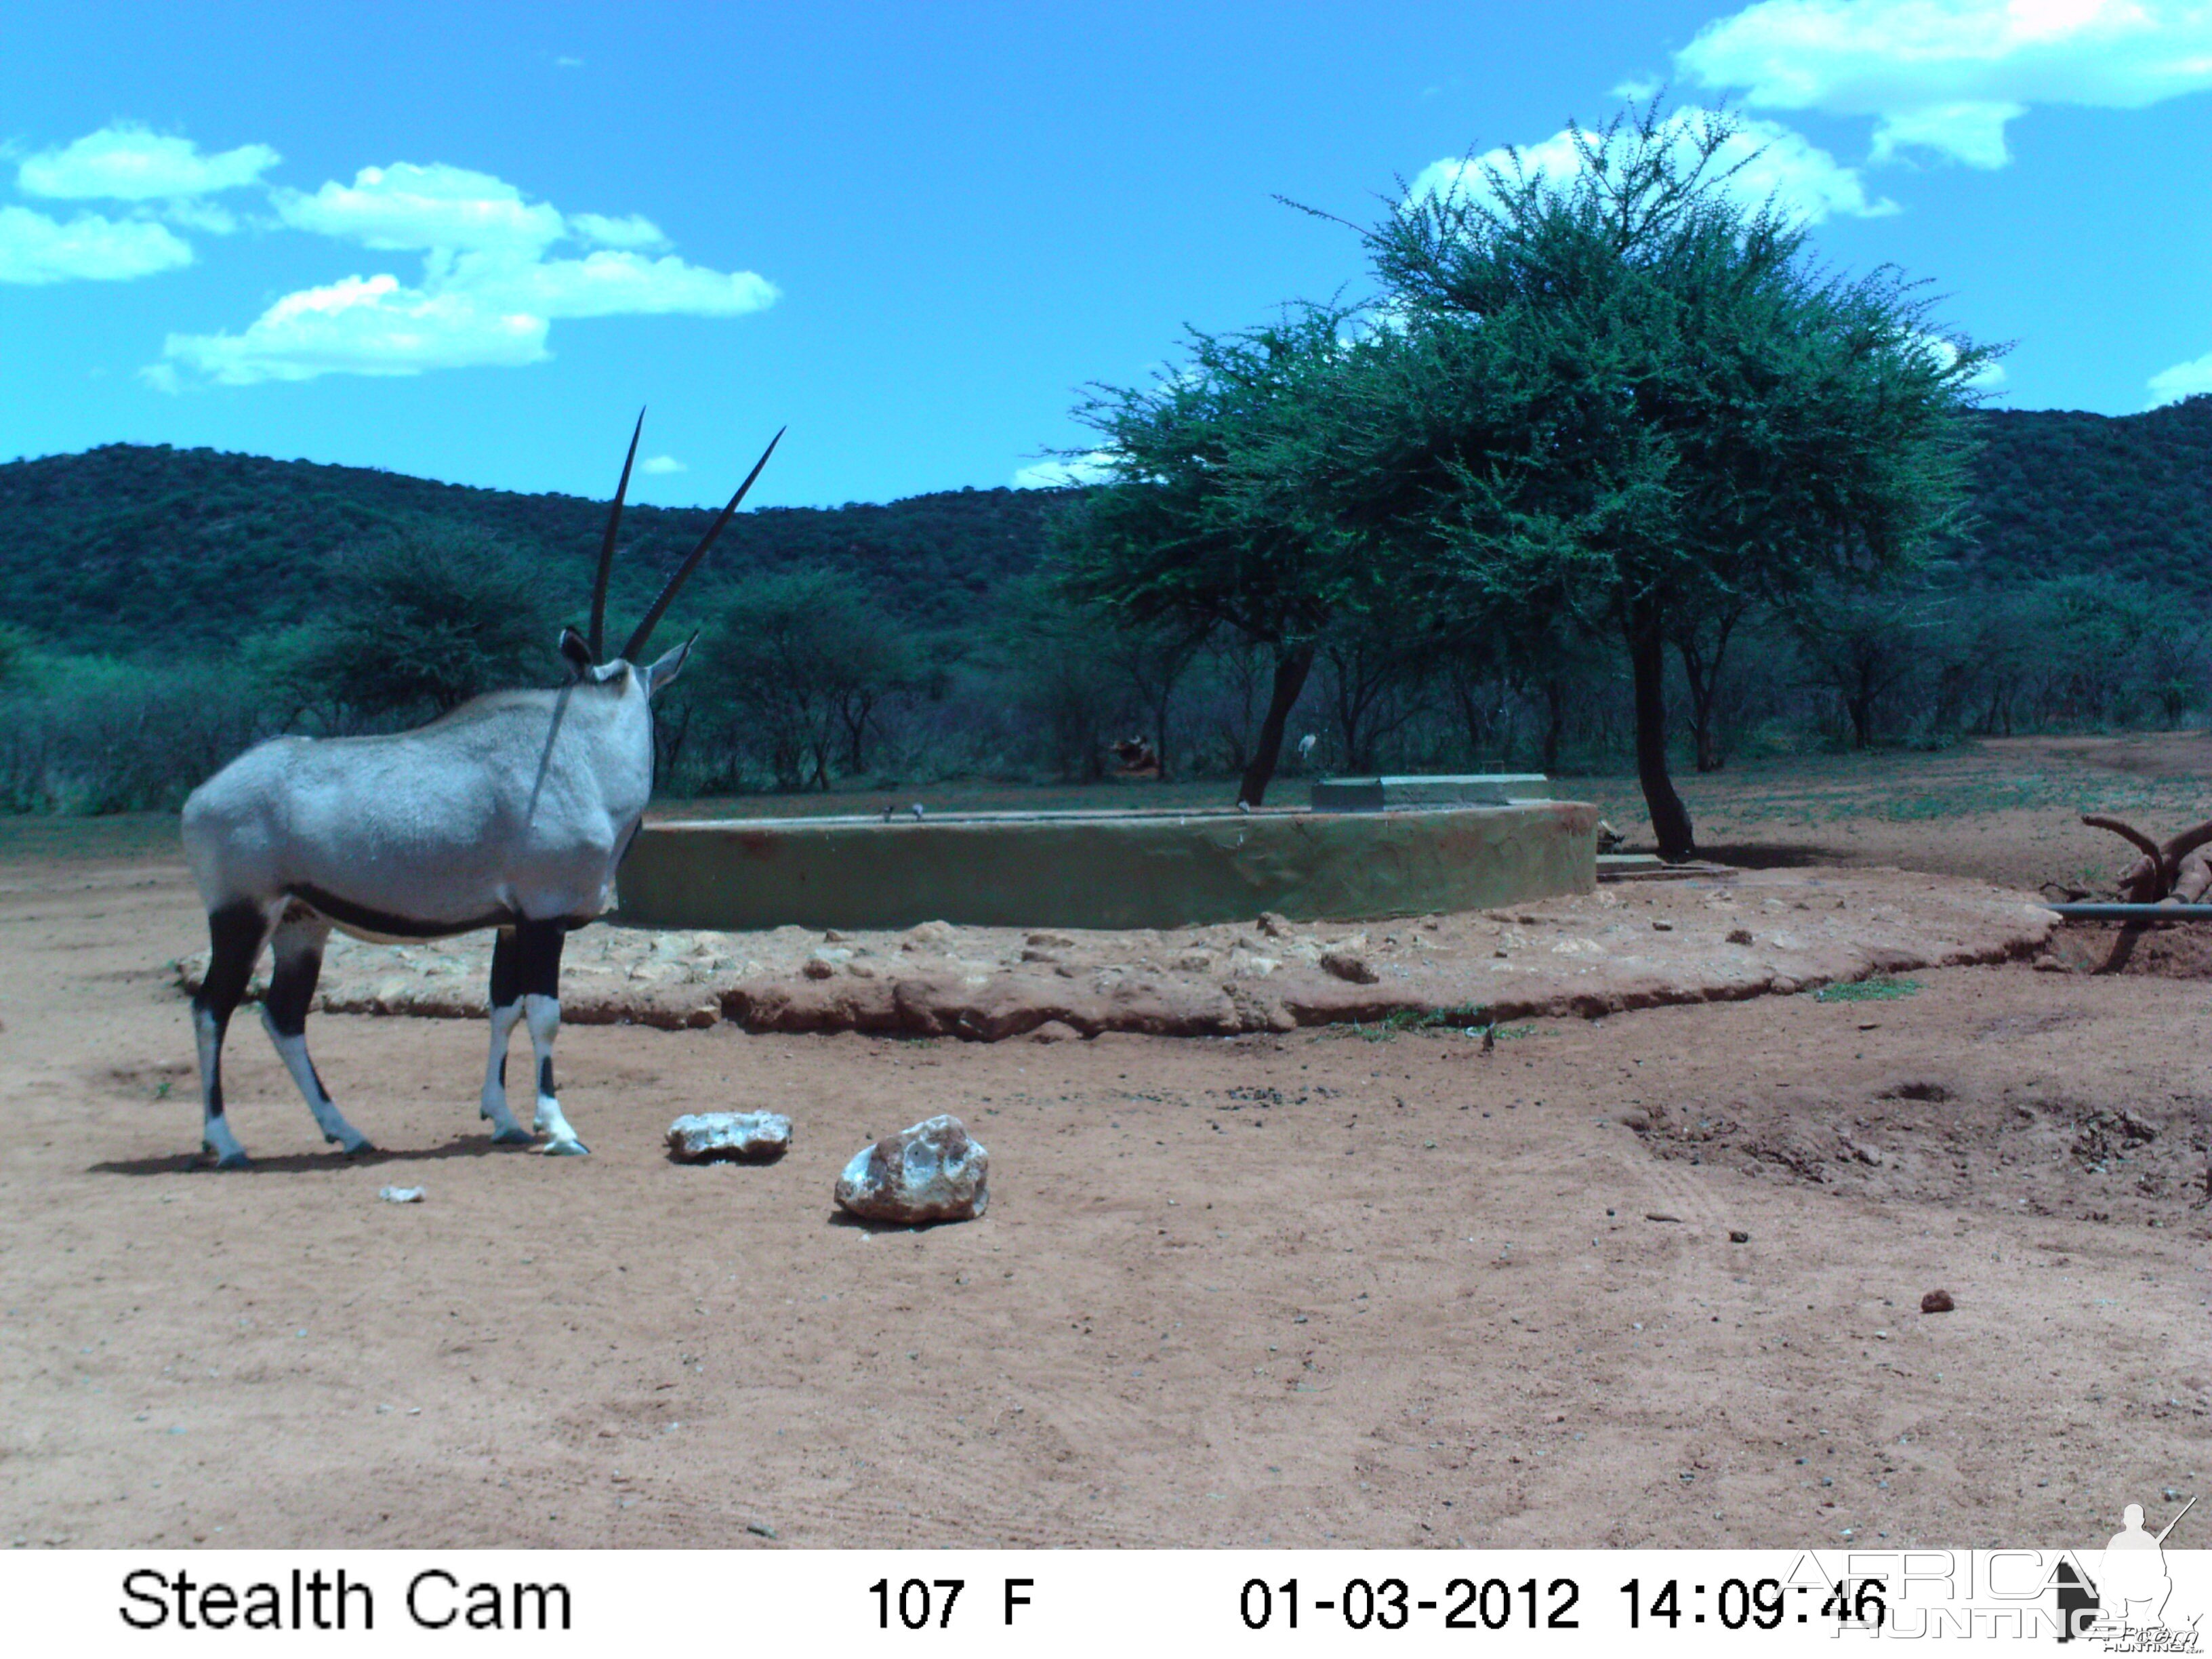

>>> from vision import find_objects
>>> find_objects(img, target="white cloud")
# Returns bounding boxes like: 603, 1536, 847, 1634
443, 249, 777, 319
158, 159, 778, 385
160, 199, 239, 235
1012, 451, 1117, 489
1406, 107, 1896, 228
1919, 333, 2007, 390
641, 454, 687, 474
1678, 0, 2212, 168
2148, 350, 2212, 405
157, 274, 548, 385
273, 163, 566, 253
0, 205, 193, 285
18, 123, 279, 200
571, 211, 668, 249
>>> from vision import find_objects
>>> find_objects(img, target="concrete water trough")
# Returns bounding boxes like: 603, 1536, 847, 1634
615, 795, 1602, 933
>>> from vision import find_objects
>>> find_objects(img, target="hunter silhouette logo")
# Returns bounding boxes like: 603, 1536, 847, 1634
2060, 1494, 2198, 1646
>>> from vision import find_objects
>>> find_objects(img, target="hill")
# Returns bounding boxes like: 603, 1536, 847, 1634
0, 444, 1064, 655
4, 396, 2209, 658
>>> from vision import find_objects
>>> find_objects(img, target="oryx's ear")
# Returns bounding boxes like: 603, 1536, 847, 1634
641, 632, 695, 694
558, 626, 595, 675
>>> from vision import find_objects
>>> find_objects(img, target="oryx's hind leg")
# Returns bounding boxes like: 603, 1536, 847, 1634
518, 920, 586, 1155
478, 928, 536, 1146
192, 899, 272, 1168
259, 906, 373, 1155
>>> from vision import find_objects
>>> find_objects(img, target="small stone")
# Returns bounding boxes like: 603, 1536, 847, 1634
1920, 1288, 1955, 1314
746, 1521, 778, 1539
1320, 947, 1378, 985
834, 1114, 989, 1225
1726, 928, 1753, 945
1025, 931, 1075, 949
378, 1185, 424, 1204
1729, 1229, 1749, 1244
1029, 1021, 1082, 1044
802, 956, 836, 979
1651, 918, 1674, 933
667, 1111, 793, 1164
1645, 1212, 1682, 1223
1257, 912, 1295, 939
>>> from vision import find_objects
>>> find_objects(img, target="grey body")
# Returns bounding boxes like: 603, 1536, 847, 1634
184, 674, 658, 938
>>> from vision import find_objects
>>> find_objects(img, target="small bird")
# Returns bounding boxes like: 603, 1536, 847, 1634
910, 802, 926, 821
1297, 733, 1317, 763
1236, 800, 1252, 815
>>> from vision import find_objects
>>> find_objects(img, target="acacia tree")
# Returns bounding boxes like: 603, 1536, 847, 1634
1052, 307, 1381, 805
1358, 104, 1992, 858
692, 567, 916, 791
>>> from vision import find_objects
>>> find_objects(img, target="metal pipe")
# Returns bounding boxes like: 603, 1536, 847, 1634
2047, 903, 2212, 921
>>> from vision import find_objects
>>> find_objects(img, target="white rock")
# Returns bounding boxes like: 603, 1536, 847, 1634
378, 1185, 424, 1204
834, 1114, 989, 1224
667, 1111, 793, 1164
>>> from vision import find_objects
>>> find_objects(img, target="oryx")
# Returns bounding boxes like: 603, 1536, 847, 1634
178, 416, 779, 1167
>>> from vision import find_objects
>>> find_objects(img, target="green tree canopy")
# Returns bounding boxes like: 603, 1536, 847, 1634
267, 528, 554, 722
1051, 305, 1390, 804
1353, 103, 1994, 856
689, 567, 918, 791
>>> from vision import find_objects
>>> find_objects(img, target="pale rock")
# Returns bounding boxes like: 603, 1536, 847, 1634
835, 1114, 989, 1224
667, 1111, 792, 1164
1029, 1020, 1083, 1044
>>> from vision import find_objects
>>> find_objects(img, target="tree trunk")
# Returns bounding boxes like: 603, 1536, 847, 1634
1541, 676, 1565, 775
1626, 605, 1696, 861
1237, 643, 1315, 806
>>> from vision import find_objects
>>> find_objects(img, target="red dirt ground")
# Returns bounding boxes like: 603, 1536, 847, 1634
2, 739, 2207, 1551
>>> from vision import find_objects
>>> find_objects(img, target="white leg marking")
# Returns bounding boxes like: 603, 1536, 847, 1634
525, 993, 586, 1155
260, 1006, 373, 1153
194, 1007, 247, 1168
480, 1002, 532, 1143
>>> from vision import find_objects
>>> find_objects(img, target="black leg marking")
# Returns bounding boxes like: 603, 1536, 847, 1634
489, 926, 521, 1010
538, 1055, 556, 1098
195, 901, 269, 1120
514, 920, 566, 1000
263, 937, 323, 1037
498, 1054, 509, 1088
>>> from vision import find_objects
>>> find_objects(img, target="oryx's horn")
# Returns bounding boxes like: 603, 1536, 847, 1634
589, 409, 646, 661
620, 426, 783, 663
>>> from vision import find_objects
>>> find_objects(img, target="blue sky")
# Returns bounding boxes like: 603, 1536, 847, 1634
4, 1, 2209, 508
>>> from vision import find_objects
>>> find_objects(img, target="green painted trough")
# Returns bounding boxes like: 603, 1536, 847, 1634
615, 799, 1601, 933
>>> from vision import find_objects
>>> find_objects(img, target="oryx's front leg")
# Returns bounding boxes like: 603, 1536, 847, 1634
192, 900, 273, 1168
260, 907, 373, 1155
480, 928, 537, 1146
485, 921, 586, 1155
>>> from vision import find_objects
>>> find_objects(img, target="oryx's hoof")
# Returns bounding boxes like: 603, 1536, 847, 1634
490, 1126, 535, 1146
342, 1138, 377, 1157
206, 1147, 250, 1170
540, 1137, 591, 1158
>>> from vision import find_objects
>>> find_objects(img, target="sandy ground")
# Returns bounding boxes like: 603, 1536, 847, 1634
4, 739, 2210, 1551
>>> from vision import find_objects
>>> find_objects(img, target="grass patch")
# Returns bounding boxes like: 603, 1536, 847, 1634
1328, 1006, 1542, 1042
1811, 975, 1922, 1004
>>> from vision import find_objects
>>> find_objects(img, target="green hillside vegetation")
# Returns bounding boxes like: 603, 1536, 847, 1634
1963, 398, 2212, 592
0, 442, 1059, 655
1, 395, 2209, 816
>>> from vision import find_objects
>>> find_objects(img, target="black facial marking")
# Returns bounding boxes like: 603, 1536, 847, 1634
538, 1056, 556, 1099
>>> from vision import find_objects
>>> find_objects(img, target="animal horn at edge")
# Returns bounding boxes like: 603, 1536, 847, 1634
589, 409, 646, 661
620, 426, 784, 663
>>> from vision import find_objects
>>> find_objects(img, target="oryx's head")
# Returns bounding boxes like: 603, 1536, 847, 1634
556, 411, 783, 698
